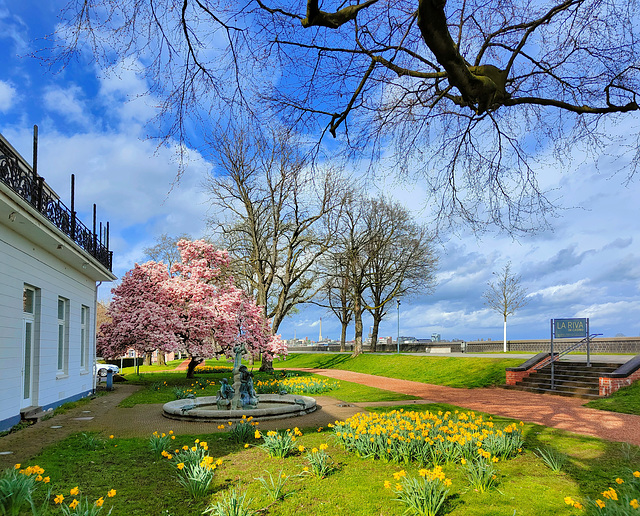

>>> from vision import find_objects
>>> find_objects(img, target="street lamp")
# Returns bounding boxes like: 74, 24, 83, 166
396, 298, 401, 353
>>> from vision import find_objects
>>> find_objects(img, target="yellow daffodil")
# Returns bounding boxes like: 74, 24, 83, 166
107, 489, 116, 498
595, 499, 605, 509
95, 497, 104, 507
69, 499, 79, 509
54, 494, 64, 504
177, 463, 185, 470
616, 478, 624, 484
630, 499, 639, 509
14, 464, 20, 469
70, 486, 79, 496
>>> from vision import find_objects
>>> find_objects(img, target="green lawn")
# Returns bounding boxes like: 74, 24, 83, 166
585, 380, 640, 415
17, 402, 640, 516
274, 353, 523, 388
118, 370, 417, 407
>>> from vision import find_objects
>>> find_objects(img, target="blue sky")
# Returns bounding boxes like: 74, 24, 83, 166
2, 1, 640, 343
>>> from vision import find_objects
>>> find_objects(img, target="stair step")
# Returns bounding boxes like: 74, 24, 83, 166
507, 385, 601, 399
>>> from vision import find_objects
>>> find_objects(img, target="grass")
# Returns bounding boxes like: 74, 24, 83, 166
118, 370, 417, 407
19, 403, 640, 516
585, 380, 640, 415
274, 353, 523, 388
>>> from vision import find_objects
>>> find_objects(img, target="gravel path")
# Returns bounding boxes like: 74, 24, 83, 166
1, 368, 638, 470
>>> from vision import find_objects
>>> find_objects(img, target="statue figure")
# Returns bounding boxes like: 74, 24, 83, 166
238, 365, 258, 408
215, 378, 234, 409
233, 342, 247, 370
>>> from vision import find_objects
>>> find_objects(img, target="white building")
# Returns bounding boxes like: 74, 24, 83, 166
0, 133, 116, 431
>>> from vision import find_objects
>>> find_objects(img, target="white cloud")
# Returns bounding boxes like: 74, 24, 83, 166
0, 80, 16, 112
43, 85, 91, 127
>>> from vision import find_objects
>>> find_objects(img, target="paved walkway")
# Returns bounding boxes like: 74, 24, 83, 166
1, 367, 639, 470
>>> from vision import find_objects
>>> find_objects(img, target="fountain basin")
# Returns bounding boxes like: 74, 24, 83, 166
162, 394, 317, 422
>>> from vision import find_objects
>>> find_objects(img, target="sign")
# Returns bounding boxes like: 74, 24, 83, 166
554, 318, 587, 339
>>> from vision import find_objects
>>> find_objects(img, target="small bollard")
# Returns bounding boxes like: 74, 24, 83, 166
106, 370, 113, 391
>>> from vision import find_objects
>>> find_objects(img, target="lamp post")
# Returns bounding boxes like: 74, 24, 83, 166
396, 298, 401, 353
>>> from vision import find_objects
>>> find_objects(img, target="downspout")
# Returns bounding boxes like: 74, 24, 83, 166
92, 281, 102, 394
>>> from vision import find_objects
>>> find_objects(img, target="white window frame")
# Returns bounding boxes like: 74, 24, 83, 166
57, 297, 69, 375
22, 286, 37, 406
80, 305, 90, 371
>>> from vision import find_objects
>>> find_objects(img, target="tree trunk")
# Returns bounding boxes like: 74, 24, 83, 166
352, 304, 363, 357
370, 316, 381, 353
144, 353, 152, 366
503, 316, 508, 353
340, 322, 347, 352
157, 351, 166, 367
259, 355, 274, 373
186, 357, 204, 378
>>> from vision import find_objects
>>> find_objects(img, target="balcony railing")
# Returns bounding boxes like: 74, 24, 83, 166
0, 137, 113, 272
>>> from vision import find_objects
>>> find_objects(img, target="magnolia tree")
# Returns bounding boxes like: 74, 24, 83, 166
97, 261, 179, 365
98, 239, 286, 377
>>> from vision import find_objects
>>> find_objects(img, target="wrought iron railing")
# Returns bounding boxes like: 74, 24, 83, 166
0, 137, 113, 271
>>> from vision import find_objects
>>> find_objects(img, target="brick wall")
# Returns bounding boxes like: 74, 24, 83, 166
599, 369, 640, 396
505, 355, 554, 386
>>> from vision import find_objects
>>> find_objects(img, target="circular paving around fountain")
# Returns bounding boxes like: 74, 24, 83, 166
162, 394, 317, 422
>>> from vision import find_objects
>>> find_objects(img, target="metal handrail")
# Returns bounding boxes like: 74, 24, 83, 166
551, 333, 603, 363
550, 333, 602, 389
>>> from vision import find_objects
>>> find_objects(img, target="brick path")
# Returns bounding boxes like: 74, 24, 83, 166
2, 367, 639, 470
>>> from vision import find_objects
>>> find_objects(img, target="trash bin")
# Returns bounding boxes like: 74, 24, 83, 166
106, 370, 113, 390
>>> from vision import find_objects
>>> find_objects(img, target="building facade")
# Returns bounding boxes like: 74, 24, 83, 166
0, 133, 115, 431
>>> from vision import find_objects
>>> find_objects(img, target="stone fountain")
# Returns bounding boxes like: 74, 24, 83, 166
163, 343, 316, 422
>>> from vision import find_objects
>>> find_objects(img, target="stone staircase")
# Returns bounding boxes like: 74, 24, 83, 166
505, 361, 620, 398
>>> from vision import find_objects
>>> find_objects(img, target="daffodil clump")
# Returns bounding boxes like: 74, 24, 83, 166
255, 376, 339, 395
54, 486, 116, 516
301, 444, 334, 478
225, 415, 260, 444
0, 464, 115, 516
149, 430, 176, 458
0, 464, 49, 516
384, 467, 452, 516
194, 364, 232, 374
255, 427, 303, 458
565, 470, 640, 514
164, 438, 223, 499
332, 409, 524, 466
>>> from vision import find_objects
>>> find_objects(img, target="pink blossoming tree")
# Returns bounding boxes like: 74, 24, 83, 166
98, 239, 286, 377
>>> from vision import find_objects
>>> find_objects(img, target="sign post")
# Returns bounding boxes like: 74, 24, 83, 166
550, 318, 588, 389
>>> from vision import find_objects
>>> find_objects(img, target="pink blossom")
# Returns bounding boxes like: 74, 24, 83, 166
98, 239, 287, 362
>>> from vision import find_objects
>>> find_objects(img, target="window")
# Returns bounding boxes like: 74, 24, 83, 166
80, 306, 90, 370
22, 286, 37, 403
57, 297, 69, 374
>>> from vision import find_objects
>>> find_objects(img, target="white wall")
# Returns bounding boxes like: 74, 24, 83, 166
0, 222, 97, 430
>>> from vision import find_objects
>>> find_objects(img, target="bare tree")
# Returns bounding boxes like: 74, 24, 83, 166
144, 233, 192, 271
363, 196, 438, 351
47, 0, 640, 233
483, 262, 529, 352
203, 125, 348, 369
318, 249, 354, 352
